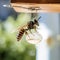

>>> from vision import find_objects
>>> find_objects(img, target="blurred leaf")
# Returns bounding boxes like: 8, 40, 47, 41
0, 13, 36, 60
15, 13, 31, 28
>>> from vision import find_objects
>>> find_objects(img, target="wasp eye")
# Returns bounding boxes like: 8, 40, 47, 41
34, 19, 39, 26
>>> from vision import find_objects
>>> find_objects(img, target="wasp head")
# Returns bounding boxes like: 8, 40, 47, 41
34, 19, 39, 26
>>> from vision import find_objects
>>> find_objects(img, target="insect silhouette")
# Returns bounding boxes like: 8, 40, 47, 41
17, 16, 41, 41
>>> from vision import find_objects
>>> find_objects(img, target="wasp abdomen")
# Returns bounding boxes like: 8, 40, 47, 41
17, 29, 25, 41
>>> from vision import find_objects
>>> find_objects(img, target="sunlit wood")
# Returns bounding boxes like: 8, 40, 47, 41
11, 3, 60, 13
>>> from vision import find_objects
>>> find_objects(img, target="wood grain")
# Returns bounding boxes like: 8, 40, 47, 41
11, 3, 60, 13
11, 0, 60, 3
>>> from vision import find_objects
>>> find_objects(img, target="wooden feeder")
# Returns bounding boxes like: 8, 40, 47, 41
11, 0, 60, 13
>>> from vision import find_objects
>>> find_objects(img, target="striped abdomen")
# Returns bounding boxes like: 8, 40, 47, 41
17, 29, 25, 41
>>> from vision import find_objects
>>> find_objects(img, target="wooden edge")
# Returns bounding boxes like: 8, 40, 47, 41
11, 3, 60, 13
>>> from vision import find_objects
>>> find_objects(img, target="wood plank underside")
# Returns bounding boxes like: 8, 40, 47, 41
11, 0, 60, 3
11, 3, 60, 13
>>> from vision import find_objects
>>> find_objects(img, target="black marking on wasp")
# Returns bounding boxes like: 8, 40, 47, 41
17, 16, 41, 41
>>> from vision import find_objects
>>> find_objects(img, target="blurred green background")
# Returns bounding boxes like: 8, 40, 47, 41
0, 13, 36, 60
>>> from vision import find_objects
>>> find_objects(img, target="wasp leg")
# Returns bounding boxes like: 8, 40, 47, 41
34, 26, 42, 40
34, 26, 37, 32
29, 29, 32, 33
29, 29, 35, 36
34, 27, 39, 35
34, 25, 39, 33
25, 31, 31, 39
25, 31, 28, 35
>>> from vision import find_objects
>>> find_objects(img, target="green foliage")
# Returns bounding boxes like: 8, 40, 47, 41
0, 13, 36, 60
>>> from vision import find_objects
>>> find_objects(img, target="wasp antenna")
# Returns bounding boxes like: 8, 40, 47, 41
38, 16, 41, 21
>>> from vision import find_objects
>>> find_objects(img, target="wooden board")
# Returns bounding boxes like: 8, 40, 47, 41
11, 0, 60, 3
11, 3, 60, 13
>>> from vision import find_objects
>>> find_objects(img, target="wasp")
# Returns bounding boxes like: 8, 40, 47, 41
17, 16, 41, 41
